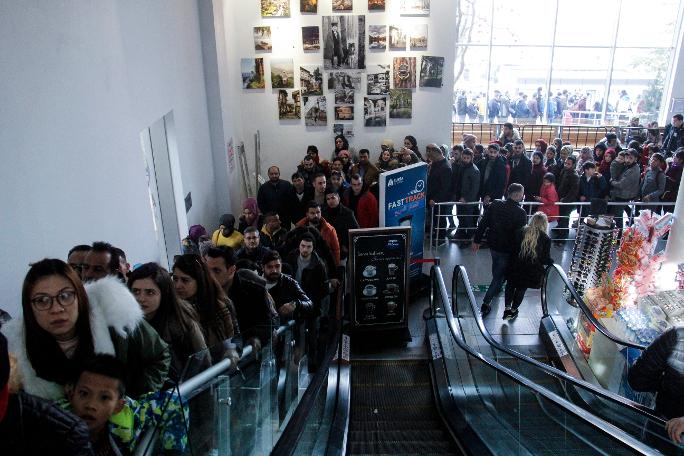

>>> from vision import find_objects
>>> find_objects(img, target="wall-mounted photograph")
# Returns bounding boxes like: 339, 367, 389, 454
271, 58, 295, 89
261, 0, 291, 17
302, 26, 320, 51
301, 65, 323, 96
409, 24, 428, 49
367, 64, 390, 95
400, 0, 429, 15
419, 55, 444, 88
322, 15, 366, 70
278, 89, 301, 119
335, 88, 355, 105
389, 88, 412, 118
335, 105, 354, 120
368, 25, 387, 50
393, 57, 416, 89
332, 0, 353, 11
368, 0, 385, 11
253, 26, 272, 51
304, 96, 327, 126
389, 26, 406, 50
328, 71, 363, 90
241, 58, 266, 89
364, 97, 387, 127
333, 123, 354, 137
300, 0, 317, 13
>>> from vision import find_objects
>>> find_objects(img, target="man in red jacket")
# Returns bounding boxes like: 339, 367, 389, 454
296, 201, 341, 266
343, 174, 379, 228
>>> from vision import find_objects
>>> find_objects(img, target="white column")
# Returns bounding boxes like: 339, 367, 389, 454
664, 179, 684, 265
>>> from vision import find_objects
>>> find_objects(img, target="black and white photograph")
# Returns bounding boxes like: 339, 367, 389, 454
419, 55, 444, 87
400, 0, 430, 15
368, 25, 387, 50
300, 65, 323, 96
241, 58, 266, 89
389, 88, 412, 118
335, 105, 354, 120
322, 15, 366, 70
332, 0, 353, 11
368, 0, 385, 11
327, 71, 362, 90
278, 89, 301, 119
367, 64, 390, 95
393, 56, 416, 89
335, 88, 355, 104
271, 58, 295, 89
304, 96, 327, 126
261, 0, 291, 17
302, 26, 320, 51
333, 123, 354, 137
389, 26, 406, 50
253, 26, 272, 51
364, 96, 386, 127
409, 24, 428, 49
300, 0, 317, 13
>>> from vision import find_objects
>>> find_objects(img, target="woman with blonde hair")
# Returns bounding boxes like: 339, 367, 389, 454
503, 212, 553, 320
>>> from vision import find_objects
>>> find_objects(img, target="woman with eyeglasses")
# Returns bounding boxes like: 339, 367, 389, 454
128, 263, 207, 381
171, 255, 236, 355
1, 259, 170, 400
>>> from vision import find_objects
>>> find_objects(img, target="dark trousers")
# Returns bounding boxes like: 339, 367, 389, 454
505, 283, 527, 310
610, 197, 633, 229
483, 250, 510, 305
456, 204, 478, 239
432, 204, 450, 243
553, 204, 574, 240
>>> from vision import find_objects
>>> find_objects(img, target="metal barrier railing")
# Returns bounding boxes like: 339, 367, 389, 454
428, 201, 676, 250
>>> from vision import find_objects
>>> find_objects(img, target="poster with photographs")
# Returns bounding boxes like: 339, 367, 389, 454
278, 90, 301, 119
261, 0, 290, 17
241, 58, 266, 89
302, 26, 320, 51
253, 27, 272, 51
322, 15, 366, 70
368, 0, 385, 11
389, 89, 412, 118
301, 66, 323, 96
333, 123, 354, 137
271, 59, 295, 89
304, 96, 327, 126
389, 26, 406, 50
368, 25, 387, 50
335, 88, 355, 105
409, 24, 428, 49
419, 56, 444, 88
400, 0, 430, 15
393, 57, 416, 89
367, 64, 390, 95
327, 71, 363, 90
332, 0, 353, 11
335, 105, 354, 120
300, 0, 317, 13
364, 97, 386, 127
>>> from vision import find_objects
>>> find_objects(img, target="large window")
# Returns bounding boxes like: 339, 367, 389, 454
453, 0, 683, 126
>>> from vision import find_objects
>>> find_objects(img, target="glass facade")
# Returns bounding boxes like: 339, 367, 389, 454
453, 0, 683, 126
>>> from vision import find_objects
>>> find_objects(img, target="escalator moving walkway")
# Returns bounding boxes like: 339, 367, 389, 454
347, 360, 458, 455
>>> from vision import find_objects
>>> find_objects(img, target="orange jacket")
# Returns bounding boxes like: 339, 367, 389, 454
295, 217, 341, 266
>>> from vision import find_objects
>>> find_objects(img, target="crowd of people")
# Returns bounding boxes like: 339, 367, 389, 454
1, 114, 684, 453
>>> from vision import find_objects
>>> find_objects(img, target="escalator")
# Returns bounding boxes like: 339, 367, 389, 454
273, 265, 663, 455
449, 264, 682, 454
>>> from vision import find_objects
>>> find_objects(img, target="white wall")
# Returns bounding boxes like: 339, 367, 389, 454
0, 0, 219, 317
223, 0, 458, 204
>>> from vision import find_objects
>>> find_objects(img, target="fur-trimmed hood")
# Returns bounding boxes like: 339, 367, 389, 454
2, 276, 143, 400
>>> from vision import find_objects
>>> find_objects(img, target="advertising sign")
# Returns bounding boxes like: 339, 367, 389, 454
349, 227, 410, 330
379, 162, 427, 279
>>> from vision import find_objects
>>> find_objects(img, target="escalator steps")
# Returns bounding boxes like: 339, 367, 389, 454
348, 360, 457, 455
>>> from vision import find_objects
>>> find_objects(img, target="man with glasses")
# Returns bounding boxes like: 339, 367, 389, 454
236, 226, 271, 272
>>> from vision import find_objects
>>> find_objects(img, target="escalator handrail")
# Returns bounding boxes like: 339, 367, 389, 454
542, 263, 647, 350
429, 265, 661, 456
452, 264, 665, 425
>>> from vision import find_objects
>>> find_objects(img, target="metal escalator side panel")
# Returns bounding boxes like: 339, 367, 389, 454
323, 364, 351, 456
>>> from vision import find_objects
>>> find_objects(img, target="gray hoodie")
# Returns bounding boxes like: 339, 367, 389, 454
610, 161, 640, 200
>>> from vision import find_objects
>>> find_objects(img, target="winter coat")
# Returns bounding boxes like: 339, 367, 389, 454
499, 128, 521, 144
538, 183, 559, 222
662, 123, 684, 155
663, 163, 682, 202
579, 175, 608, 201
473, 199, 527, 253
323, 204, 359, 259
3, 276, 170, 400
296, 216, 341, 266
236, 245, 271, 268
640, 168, 666, 202
506, 228, 553, 289
557, 168, 580, 202
350, 162, 381, 189
628, 326, 684, 419
342, 189, 379, 229
527, 163, 547, 198
286, 187, 315, 225
285, 251, 329, 310
266, 273, 314, 324
257, 179, 294, 227
479, 156, 508, 200
229, 269, 279, 343
427, 158, 452, 203
508, 154, 532, 190
0, 391, 94, 455
454, 162, 480, 202
610, 161, 640, 200
260, 225, 288, 250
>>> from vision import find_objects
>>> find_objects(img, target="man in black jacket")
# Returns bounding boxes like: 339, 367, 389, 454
257, 166, 293, 227
662, 113, 684, 157
451, 148, 481, 244
287, 172, 314, 224
508, 140, 532, 189
262, 250, 313, 325
479, 144, 508, 204
323, 187, 359, 260
427, 143, 453, 243
236, 226, 271, 272
553, 155, 580, 243
472, 183, 527, 316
